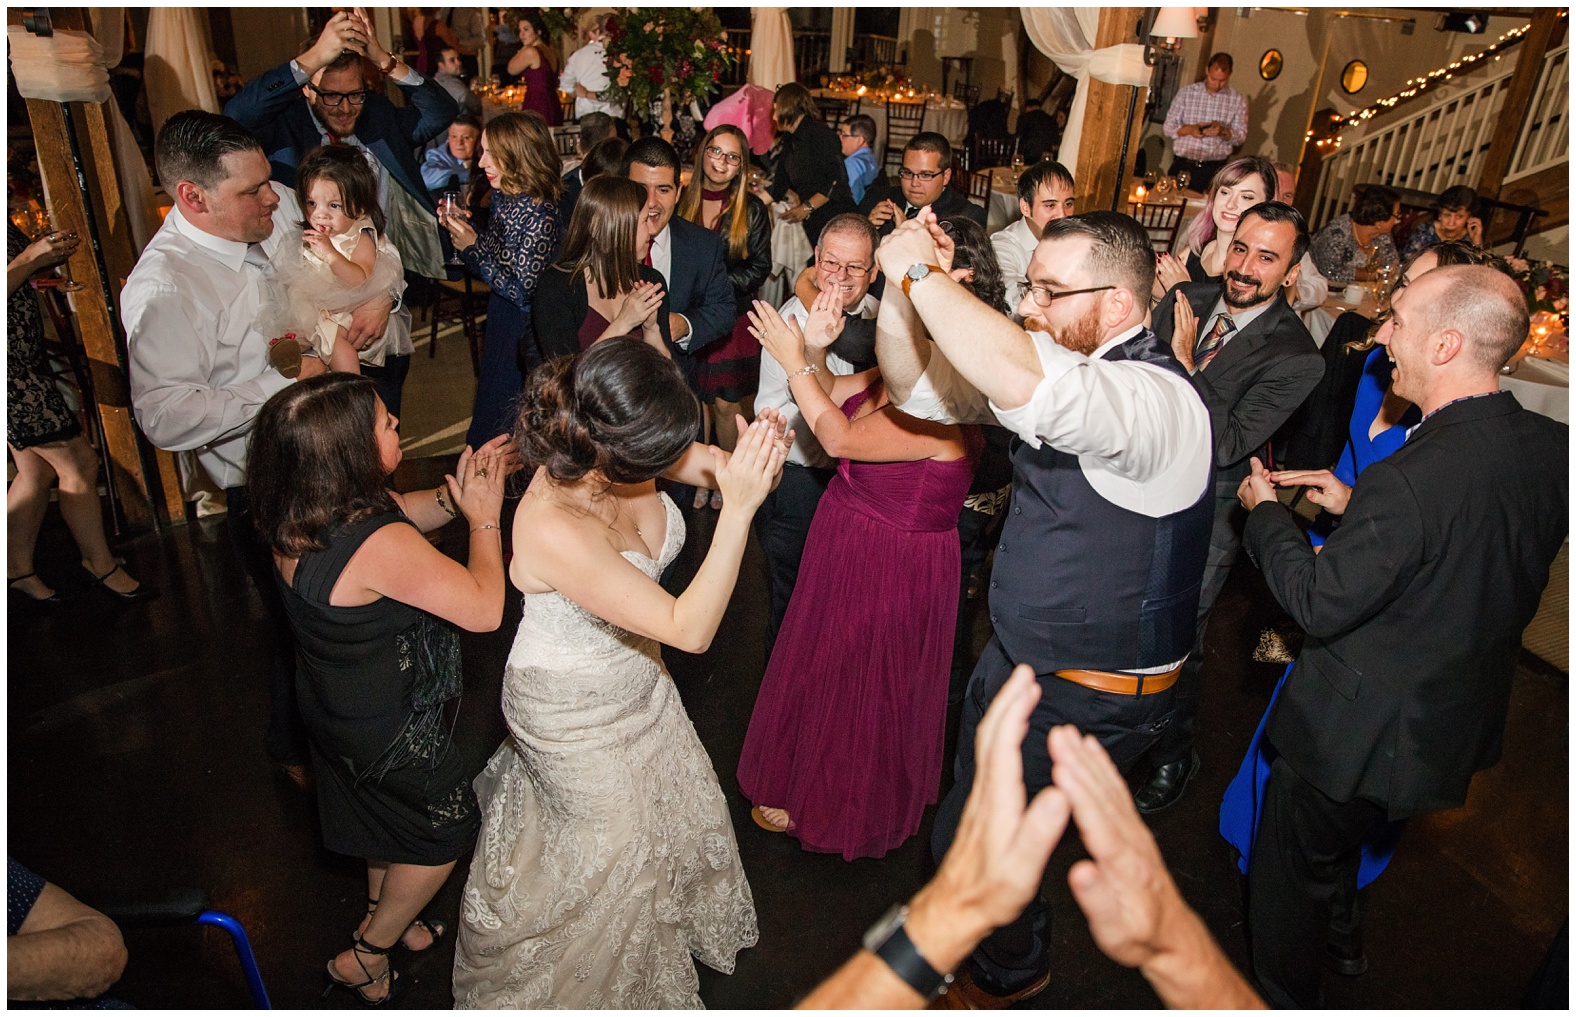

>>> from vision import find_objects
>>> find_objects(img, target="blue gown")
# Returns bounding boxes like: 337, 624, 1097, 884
1219, 347, 1419, 885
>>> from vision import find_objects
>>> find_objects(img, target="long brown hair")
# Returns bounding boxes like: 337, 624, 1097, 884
677, 124, 753, 262
296, 143, 386, 235
554, 174, 645, 296
482, 111, 562, 202
247, 374, 397, 557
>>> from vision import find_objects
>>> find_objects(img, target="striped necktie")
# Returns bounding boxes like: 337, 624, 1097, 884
1193, 312, 1235, 372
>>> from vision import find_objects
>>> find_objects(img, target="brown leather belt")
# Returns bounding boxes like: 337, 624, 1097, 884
1054, 663, 1182, 696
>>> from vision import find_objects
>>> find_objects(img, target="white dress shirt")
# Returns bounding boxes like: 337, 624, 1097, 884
123, 191, 307, 490
1291, 252, 1329, 312
990, 216, 1039, 315
559, 40, 623, 118
757, 293, 880, 468
899, 324, 1212, 517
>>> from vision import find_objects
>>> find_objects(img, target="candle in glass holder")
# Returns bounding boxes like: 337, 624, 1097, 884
1135, 184, 1147, 202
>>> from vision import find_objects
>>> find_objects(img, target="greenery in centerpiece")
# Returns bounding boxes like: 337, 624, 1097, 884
537, 7, 579, 43
602, 7, 734, 122
1505, 255, 1570, 326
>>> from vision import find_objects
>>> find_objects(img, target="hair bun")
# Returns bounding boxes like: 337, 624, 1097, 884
520, 356, 599, 482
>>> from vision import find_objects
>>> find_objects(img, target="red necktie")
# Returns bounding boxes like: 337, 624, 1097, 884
642, 249, 653, 268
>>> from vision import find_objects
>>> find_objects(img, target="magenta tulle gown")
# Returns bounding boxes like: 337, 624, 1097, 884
737, 384, 978, 860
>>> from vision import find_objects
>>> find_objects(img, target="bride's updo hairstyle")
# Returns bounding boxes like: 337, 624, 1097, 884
519, 338, 700, 485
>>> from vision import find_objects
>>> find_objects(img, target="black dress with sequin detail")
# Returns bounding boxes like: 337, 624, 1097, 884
7, 223, 81, 449
276, 510, 478, 865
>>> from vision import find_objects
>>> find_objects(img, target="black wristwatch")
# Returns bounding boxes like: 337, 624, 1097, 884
864, 904, 953, 1000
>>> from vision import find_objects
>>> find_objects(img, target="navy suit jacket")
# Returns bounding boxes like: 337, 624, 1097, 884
224, 62, 457, 215
659, 215, 735, 358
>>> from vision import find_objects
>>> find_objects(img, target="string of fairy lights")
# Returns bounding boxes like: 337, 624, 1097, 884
1307, 12, 1565, 152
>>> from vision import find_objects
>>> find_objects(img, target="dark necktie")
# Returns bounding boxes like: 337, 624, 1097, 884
1193, 313, 1235, 373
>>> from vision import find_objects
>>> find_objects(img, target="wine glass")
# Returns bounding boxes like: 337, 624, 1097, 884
1374, 262, 1397, 314
439, 190, 464, 266
28, 209, 85, 292
1175, 170, 1191, 192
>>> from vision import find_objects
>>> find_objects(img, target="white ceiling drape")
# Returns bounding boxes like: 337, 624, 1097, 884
1019, 7, 1149, 170
749, 8, 796, 92
144, 7, 219, 133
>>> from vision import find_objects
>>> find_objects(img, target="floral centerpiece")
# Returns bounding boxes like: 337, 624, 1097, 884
1504, 255, 1569, 322
602, 7, 734, 129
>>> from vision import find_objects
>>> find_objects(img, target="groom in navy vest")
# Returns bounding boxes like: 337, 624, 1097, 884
873, 210, 1215, 1007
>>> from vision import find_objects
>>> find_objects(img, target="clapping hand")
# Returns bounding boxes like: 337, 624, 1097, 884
747, 299, 809, 370
447, 437, 508, 526
711, 415, 788, 515
612, 281, 665, 335
1236, 456, 1279, 512
1169, 291, 1198, 371
1155, 252, 1190, 296
868, 199, 904, 229
1265, 466, 1352, 516
800, 287, 847, 351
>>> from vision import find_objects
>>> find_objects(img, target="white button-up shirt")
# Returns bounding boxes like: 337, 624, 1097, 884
123, 191, 305, 490
757, 292, 880, 468
559, 40, 624, 118
900, 324, 1211, 517
990, 216, 1039, 315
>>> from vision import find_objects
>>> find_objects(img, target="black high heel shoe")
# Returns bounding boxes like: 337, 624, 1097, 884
322, 939, 398, 1006
85, 564, 158, 602
8, 572, 66, 605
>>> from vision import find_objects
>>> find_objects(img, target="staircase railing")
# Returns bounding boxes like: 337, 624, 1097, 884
1311, 37, 1570, 229
1309, 66, 1513, 228
1506, 42, 1569, 183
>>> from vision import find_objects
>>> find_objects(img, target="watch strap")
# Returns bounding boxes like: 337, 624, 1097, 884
901, 263, 944, 299
873, 922, 951, 999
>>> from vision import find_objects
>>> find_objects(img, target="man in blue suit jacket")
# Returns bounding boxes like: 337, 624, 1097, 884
224, 10, 459, 415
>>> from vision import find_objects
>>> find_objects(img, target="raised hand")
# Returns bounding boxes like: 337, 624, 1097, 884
1169, 291, 1198, 371
302, 10, 369, 75
447, 441, 506, 527
612, 281, 665, 335
875, 215, 942, 284
800, 286, 847, 350
1266, 467, 1352, 516
712, 416, 787, 516
1155, 252, 1191, 296
747, 298, 809, 370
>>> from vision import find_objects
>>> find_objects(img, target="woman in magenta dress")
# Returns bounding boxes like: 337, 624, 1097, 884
506, 11, 563, 126
737, 294, 979, 861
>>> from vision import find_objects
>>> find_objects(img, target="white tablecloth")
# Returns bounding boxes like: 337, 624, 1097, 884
809, 90, 968, 154
762, 202, 813, 308
985, 166, 1020, 233
1501, 353, 1569, 423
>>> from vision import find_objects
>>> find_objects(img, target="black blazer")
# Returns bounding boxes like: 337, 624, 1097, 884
856, 180, 987, 238
529, 263, 673, 364
711, 195, 773, 317
1244, 392, 1567, 816
225, 62, 458, 215
1151, 282, 1324, 490
660, 216, 736, 357
769, 117, 856, 245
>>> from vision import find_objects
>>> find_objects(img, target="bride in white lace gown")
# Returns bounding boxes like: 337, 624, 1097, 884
453, 340, 787, 1008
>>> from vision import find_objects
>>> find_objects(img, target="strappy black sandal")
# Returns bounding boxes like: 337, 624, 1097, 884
358, 896, 446, 953
322, 938, 398, 1006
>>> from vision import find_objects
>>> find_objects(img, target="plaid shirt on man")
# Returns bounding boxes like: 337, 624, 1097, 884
1163, 81, 1248, 162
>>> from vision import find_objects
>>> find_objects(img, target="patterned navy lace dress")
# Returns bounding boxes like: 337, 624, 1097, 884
461, 190, 558, 447
453, 494, 758, 1008
7, 223, 81, 448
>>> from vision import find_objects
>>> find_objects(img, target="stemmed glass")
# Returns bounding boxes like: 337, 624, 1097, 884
1374, 262, 1397, 315
439, 191, 465, 266
19, 208, 85, 291
1175, 170, 1192, 192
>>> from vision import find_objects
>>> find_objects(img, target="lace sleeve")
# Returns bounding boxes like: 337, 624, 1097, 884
462, 195, 559, 310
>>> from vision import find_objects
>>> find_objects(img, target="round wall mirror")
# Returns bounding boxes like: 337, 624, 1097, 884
1259, 49, 1283, 81
1341, 59, 1369, 94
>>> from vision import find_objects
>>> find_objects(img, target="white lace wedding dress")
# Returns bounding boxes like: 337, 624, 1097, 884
453, 495, 758, 1008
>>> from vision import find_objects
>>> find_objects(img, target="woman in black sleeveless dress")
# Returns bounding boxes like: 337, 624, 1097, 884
249, 374, 511, 1004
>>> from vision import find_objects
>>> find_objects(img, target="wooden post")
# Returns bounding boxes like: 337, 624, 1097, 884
1073, 8, 1147, 214
1476, 10, 1562, 199
12, 7, 174, 529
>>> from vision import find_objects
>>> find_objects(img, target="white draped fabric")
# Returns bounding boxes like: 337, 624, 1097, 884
6, 27, 112, 103
144, 6, 219, 133
749, 8, 795, 91
1019, 7, 1149, 170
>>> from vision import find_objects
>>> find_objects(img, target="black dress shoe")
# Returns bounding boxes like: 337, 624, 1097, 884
84, 564, 159, 602
1134, 750, 1201, 814
1326, 940, 1368, 976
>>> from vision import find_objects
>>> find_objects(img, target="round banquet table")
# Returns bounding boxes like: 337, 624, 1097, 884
1500, 349, 1569, 423
808, 89, 968, 154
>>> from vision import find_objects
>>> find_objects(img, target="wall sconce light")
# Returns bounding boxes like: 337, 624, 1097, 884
1145, 7, 1201, 66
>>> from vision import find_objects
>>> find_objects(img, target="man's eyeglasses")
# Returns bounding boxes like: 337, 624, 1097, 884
1025, 284, 1114, 308
897, 168, 946, 182
309, 86, 371, 109
819, 256, 871, 278
704, 145, 742, 166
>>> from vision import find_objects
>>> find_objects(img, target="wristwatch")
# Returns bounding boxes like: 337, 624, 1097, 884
864, 904, 953, 1000
902, 262, 944, 299
378, 54, 399, 74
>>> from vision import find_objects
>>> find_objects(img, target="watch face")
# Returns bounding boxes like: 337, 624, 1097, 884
906, 263, 929, 281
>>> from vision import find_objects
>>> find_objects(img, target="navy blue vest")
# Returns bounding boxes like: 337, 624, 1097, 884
989, 329, 1214, 674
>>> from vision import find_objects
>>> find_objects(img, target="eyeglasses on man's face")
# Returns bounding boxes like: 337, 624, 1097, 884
705, 145, 742, 166
309, 86, 370, 108
819, 256, 871, 278
1024, 284, 1114, 308
897, 167, 946, 182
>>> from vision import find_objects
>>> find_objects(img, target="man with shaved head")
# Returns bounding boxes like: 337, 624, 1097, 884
1236, 264, 1568, 1008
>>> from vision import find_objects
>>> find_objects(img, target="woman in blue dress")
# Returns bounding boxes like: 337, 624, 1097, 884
1219, 242, 1492, 889
440, 112, 561, 448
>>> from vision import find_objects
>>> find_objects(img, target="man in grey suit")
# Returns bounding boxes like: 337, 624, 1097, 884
1134, 201, 1324, 812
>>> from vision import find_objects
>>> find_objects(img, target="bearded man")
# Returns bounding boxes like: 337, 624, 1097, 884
870, 209, 1215, 1006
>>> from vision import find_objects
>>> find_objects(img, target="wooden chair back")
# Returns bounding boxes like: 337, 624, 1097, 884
1127, 201, 1186, 252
